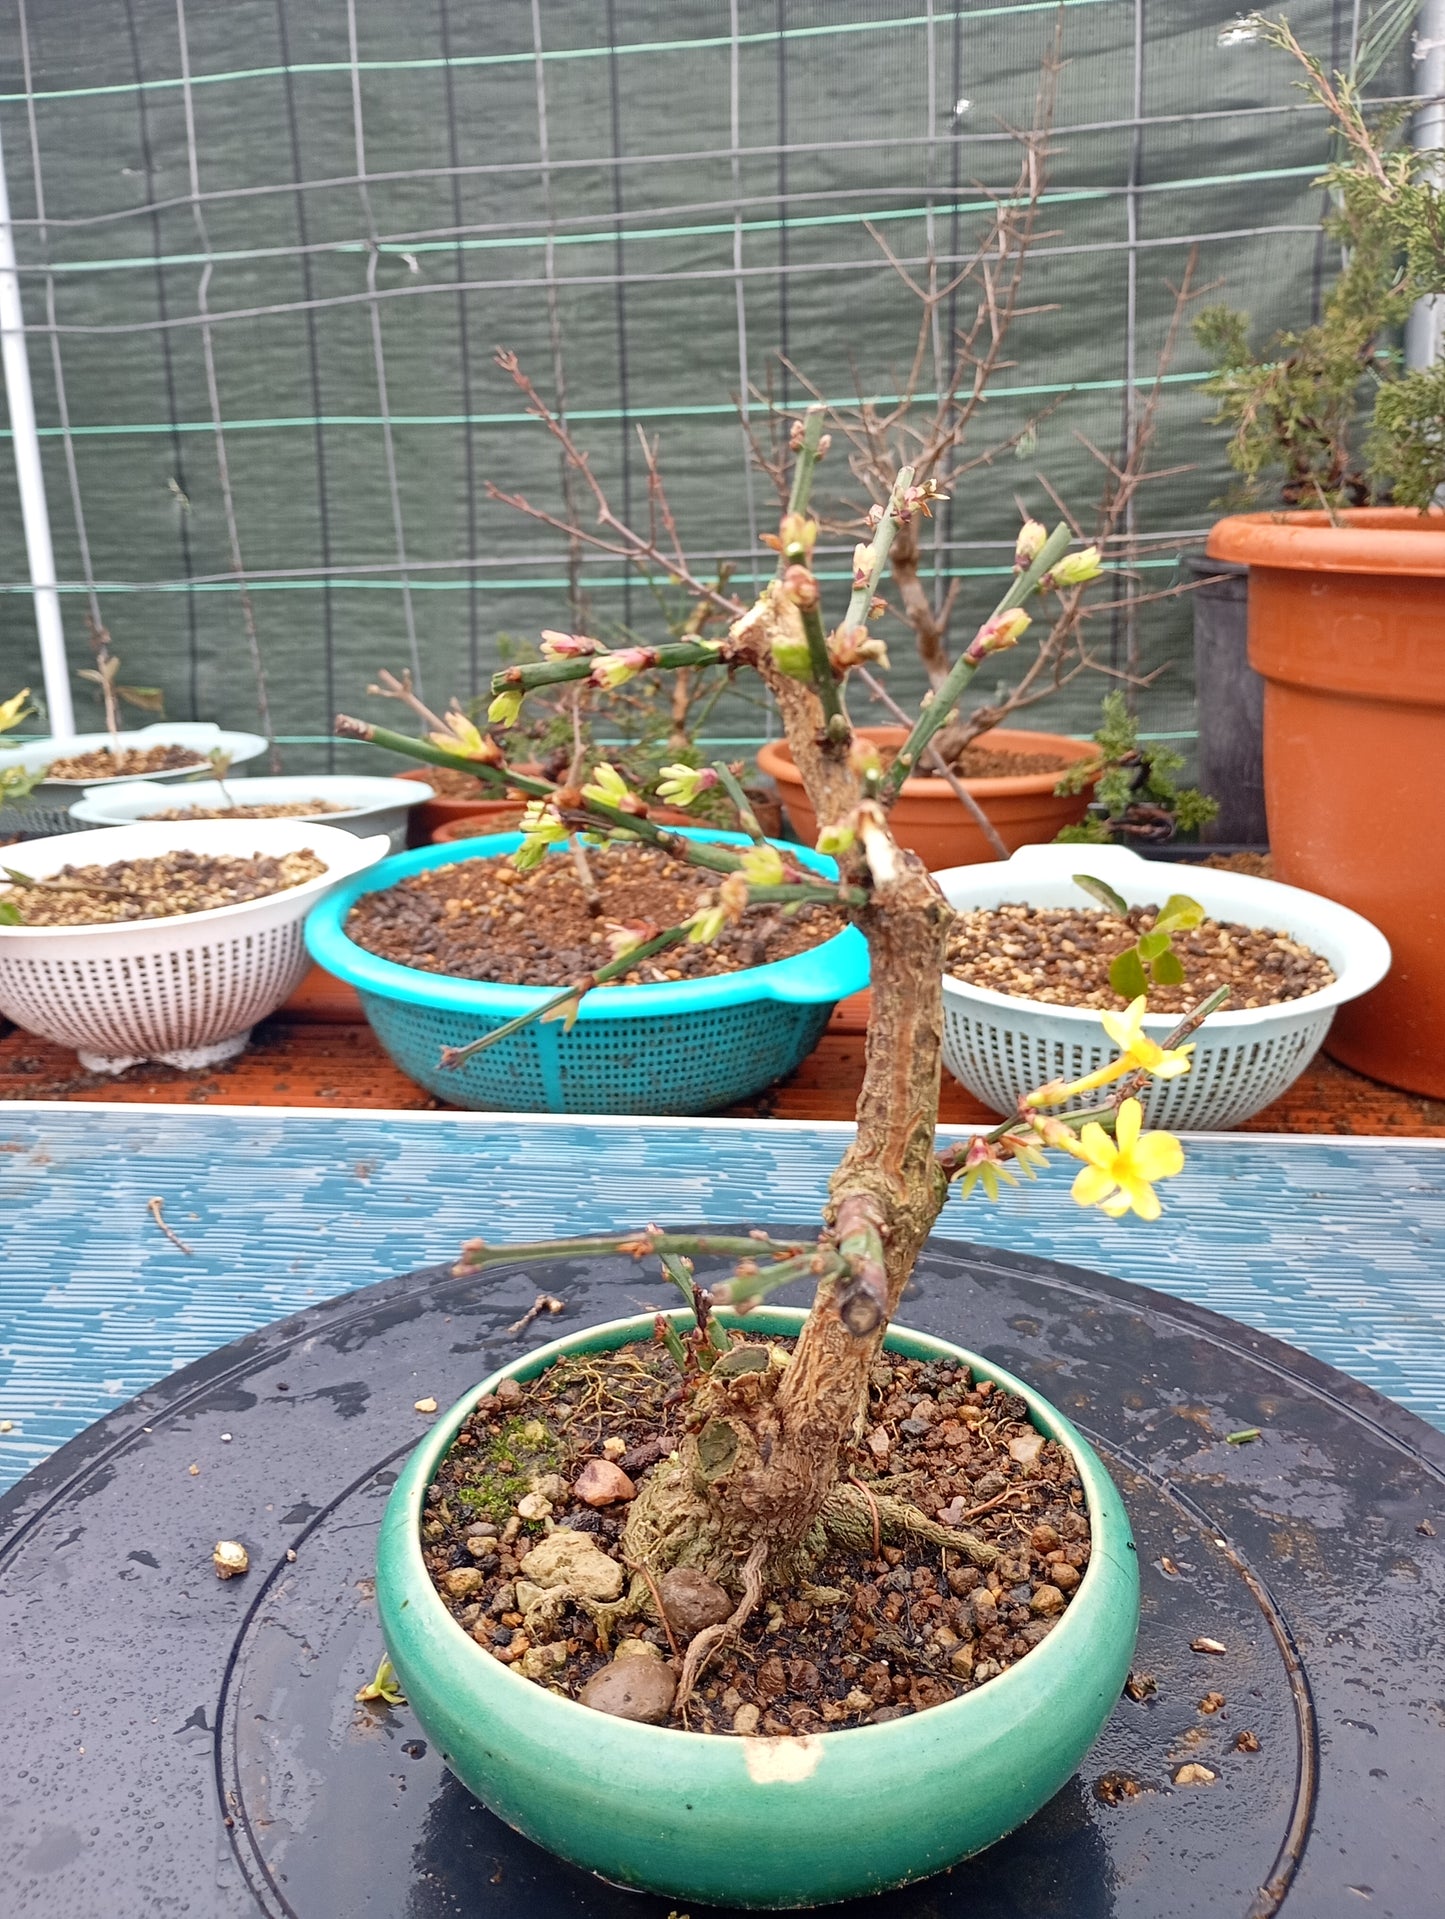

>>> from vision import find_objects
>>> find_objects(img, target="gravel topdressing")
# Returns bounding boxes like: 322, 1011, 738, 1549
150, 800, 347, 820
344, 840, 846, 987
40, 744, 207, 781
1, 847, 327, 925
945, 900, 1335, 1011
421, 1338, 1090, 1734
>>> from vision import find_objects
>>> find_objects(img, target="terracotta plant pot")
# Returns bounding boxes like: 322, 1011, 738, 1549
375, 1306, 1139, 1907
756, 725, 1097, 870
399, 765, 541, 845
430, 807, 530, 845
1207, 508, 1445, 1097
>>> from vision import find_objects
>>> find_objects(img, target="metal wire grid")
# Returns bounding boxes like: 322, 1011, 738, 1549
0, 1, 1409, 768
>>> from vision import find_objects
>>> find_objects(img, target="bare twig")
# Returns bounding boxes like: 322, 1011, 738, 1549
147, 1197, 194, 1256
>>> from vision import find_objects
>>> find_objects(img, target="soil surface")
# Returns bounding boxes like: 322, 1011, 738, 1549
40, 744, 207, 781
345, 841, 846, 987
0, 847, 326, 925
421, 1336, 1089, 1733
946, 744, 1074, 778
150, 800, 346, 820
945, 900, 1334, 1012
877, 741, 1073, 780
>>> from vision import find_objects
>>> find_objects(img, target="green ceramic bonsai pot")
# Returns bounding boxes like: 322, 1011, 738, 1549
375, 1306, 1139, 1908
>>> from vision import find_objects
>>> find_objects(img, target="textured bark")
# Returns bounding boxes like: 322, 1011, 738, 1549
652, 839, 955, 1578
728, 581, 860, 832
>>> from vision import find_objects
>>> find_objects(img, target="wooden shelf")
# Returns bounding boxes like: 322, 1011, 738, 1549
0, 969, 1440, 1134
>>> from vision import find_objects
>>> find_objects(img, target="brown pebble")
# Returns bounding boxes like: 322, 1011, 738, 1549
1234, 1729, 1261, 1752
658, 1567, 734, 1637
1198, 1690, 1225, 1714
1029, 1583, 1065, 1617
579, 1656, 676, 1724
1030, 1523, 1061, 1553
573, 1458, 637, 1507
495, 1379, 523, 1403
444, 1566, 485, 1598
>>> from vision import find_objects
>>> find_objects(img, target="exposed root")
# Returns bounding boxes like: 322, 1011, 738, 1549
821, 1481, 998, 1567
676, 1537, 767, 1712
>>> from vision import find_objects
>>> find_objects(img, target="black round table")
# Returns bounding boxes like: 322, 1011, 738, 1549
4, 1234, 1442, 1919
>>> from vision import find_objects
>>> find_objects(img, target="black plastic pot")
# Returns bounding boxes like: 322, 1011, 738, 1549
1187, 553, 1265, 844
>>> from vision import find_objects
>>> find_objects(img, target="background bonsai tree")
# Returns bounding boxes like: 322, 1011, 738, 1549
337, 403, 1221, 1694
1195, 15, 1445, 511
1055, 692, 1219, 846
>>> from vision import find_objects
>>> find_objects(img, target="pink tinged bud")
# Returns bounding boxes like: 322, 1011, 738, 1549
965, 606, 1032, 663
590, 647, 656, 690
717, 872, 751, 918
539, 629, 599, 660
604, 919, 656, 961
851, 542, 873, 589
865, 503, 885, 530
1014, 519, 1048, 568
782, 563, 820, 610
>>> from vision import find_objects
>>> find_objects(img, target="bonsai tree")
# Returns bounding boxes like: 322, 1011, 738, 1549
337, 406, 1220, 1693
1196, 15, 1445, 511
1055, 692, 1219, 846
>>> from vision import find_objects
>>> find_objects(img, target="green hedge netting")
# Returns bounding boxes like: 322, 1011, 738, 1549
0, 1, 1404, 772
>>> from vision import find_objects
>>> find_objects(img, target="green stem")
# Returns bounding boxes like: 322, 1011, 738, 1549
838, 464, 915, 640
798, 597, 848, 737
491, 640, 724, 698
711, 760, 766, 841
711, 1249, 848, 1308
333, 717, 555, 799
779, 404, 828, 550
880, 521, 1072, 798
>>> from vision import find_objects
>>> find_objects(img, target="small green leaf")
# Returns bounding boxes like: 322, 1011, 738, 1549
1225, 1427, 1261, 1446
1136, 929, 1171, 963
1109, 948, 1149, 1000
1074, 873, 1129, 915
1154, 893, 1205, 935
1150, 949, 1186, 986
0, 899, 20, 925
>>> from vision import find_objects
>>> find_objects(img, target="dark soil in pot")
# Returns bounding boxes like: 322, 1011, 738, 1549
345, 841, 846, 987
945, 900, 1334, 1011
40, 743, 206, 780
420, 1333, 1089, 1734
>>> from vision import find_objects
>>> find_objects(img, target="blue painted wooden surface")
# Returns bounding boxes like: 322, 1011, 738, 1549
1, 1102, 1443, 1491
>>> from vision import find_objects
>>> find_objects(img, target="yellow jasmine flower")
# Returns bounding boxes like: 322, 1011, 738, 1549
1069, 1099, 1184, 1221
1099, 996, 1196, 1079
1026, 996, 1194, 1108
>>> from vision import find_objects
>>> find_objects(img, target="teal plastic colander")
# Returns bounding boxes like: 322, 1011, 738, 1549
305, 829, 869, 1114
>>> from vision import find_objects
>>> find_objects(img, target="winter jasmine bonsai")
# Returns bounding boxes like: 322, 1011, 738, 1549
337, 401, 1221, 1718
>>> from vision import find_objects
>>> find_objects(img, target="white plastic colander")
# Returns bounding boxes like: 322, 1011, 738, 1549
0, 819, 387, 1073
936, 843, 1391, 1130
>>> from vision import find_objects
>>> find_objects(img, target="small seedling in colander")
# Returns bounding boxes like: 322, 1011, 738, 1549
1074, 873, 1206, 1001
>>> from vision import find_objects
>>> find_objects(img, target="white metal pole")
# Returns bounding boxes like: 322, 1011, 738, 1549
1406, 0, 1445, 369
0, 109, 73, 738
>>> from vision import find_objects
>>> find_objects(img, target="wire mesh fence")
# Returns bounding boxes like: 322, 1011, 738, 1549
0, 1, 1414, 772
